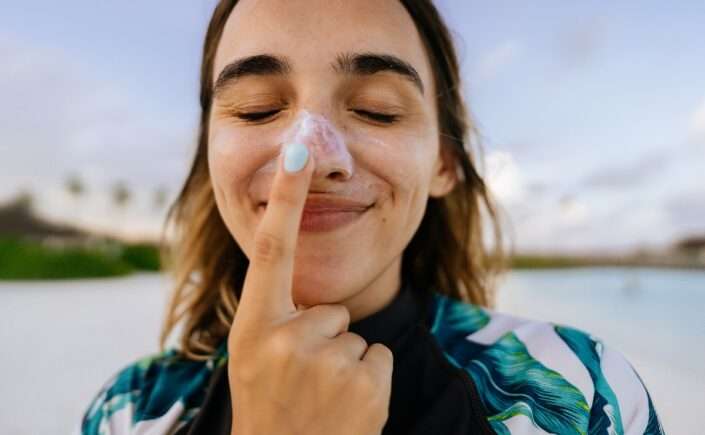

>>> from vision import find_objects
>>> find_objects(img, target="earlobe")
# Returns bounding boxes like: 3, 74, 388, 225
429, 145, 458, 198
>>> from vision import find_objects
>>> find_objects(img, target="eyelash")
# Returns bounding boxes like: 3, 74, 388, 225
234, 109, 399, 124
353, 110, 400, 124
236, 109, 281, 122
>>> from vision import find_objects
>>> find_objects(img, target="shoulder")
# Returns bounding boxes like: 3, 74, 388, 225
428, 292, 665, 435
78, 343, 227, 435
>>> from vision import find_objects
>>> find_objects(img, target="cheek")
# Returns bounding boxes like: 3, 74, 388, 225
208, 123, 280, 195
360, 131, 439, 250
210, 125, 262, 179
208, 124, 279, 245
356, 129, 437, 201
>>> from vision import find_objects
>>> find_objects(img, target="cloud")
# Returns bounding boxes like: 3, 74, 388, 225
474, 40, 522, 81
580, 151, 669, 190
478, 140, 701, 253
503, 193, 601, 254
480, 151, 605, 252
558, 194, 589, 225
484, 150, 526, 205
508, 190, 684, 254
0, 33, 196, 234
690, 97, 705, 144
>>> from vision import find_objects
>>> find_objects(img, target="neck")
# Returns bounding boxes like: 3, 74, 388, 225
341, 255, 402, 323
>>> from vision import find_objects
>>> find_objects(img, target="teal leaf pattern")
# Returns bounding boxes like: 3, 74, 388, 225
466, 333, 590, 434
490, 419, 513, 435
429, 293, 491, 363
82, 291, 666, 435
633, 364, 667, 435
429, 292, 491, 337
81, 344, 227, 433
431, 294, 590, 434
644, 391, 665, 435
554, 325, 625, 435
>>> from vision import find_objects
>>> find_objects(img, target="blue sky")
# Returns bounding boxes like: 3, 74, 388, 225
2, 0, 704, 253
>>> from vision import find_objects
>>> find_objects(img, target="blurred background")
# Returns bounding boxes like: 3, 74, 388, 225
1, 0, 703, 433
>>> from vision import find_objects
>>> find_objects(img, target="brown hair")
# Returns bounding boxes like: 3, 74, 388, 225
159, 0, 508, 361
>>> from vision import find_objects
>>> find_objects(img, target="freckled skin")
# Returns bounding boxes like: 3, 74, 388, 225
207, 0, 457, 321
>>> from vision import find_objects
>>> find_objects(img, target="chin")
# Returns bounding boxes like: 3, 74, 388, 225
290, 264, 357, 306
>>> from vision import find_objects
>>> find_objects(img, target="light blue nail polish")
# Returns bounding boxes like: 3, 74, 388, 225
283, 142, 309, 173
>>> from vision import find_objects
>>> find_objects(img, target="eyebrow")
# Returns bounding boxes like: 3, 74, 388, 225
212, 51, 425, 98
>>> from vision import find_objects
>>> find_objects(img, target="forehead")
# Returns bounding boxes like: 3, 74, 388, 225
213, 0, 433, 89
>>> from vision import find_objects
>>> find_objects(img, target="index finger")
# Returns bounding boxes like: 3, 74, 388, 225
238, 141, 314, 321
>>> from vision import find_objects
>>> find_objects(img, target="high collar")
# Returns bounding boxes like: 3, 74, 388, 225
211, 281, 429, 361
348, 280, 429, 349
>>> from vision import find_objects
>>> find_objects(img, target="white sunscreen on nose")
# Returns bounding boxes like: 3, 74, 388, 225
279, 110, 353, 174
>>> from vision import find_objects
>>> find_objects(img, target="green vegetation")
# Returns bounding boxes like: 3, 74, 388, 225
120, 243, 162, 271
0, 237, 162, 280
511, 254, 705, 270
1, 235, 700, 280
511, 255, 593, 269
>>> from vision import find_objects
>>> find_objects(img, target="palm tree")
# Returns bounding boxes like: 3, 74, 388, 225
111, 181, 131, 239
64, 173, 86, 227
65, 174, 85, 198
152, 185, 169, 213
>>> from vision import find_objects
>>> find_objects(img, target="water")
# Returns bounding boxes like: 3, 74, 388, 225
1, 268, 702, 434
496, 268, 705, 434
0, 274, 170, 435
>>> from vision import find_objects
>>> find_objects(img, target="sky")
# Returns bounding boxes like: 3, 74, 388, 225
1, 0, 704, 253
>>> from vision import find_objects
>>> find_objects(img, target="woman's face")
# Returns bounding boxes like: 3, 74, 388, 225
208, 0, 456, 315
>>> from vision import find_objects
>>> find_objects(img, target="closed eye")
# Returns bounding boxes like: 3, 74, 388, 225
352, 109, 399, 124
234, 109, 399, 124
236, 109, 281, 122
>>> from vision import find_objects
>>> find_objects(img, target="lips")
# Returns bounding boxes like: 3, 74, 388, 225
258, 194, 373, 232
258, 195, 372, 211
302, 195, 371, 211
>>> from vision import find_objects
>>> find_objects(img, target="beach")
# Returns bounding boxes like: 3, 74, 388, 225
1, 268, 701, 434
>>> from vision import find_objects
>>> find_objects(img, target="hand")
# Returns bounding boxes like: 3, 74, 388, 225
227, 142, 393, 435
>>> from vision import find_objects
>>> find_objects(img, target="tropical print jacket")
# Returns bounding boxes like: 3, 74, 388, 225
75, 288, 665, 434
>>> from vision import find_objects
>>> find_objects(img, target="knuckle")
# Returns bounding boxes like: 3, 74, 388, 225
228, 346, 263, 385
252, 230, 287, 265
370, 343, 393, 364
318, 350, 350, 375
230, 358, 259, 385
341, 331, 367, 350
367, 343, 394, 367
320, 304, 350, 328
266, 328, 297, 359
333, 304, 351, 326
304, 304, 351, 329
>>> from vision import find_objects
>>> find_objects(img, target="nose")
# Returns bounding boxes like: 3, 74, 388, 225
286, 110, 353, 181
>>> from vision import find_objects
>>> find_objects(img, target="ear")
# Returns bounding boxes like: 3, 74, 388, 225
429, 142, 458, 198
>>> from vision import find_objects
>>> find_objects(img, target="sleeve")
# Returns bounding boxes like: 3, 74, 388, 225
586, 341, 666, 435
74, 351, 202, 435
75, 367, 139, 435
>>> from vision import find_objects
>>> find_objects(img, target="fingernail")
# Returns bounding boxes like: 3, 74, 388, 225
283, 142, 309, 173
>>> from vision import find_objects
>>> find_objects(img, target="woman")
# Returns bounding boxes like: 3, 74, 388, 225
77, 1, 665, 434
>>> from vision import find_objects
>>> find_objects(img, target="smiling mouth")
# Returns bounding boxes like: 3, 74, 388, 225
258, 196, 373, 232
